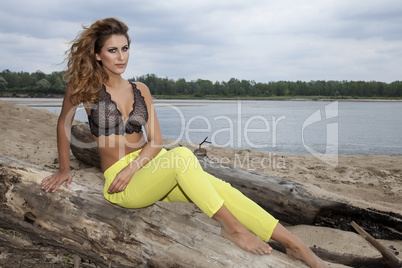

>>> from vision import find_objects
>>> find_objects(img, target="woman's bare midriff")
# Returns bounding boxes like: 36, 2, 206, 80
93, 132, 147, 172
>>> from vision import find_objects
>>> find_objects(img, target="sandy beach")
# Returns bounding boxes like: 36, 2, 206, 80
0, 99, 401, 267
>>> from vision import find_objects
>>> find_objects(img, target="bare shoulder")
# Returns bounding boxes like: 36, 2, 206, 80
59, 83, 78, 116
65, 82, 75, 95
133, 81, 149, 92
63, 83, 75, 105
133, 81, 152, 101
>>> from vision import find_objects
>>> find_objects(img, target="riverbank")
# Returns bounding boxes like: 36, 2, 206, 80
0, 99, 401, 267
1, 94, 402, 102
153, 95, 402, 102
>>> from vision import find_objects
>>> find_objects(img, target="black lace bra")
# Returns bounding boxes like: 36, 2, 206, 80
87, 82, 148, 137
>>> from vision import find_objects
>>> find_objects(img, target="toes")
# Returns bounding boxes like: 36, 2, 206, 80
263, 248, 271, 255
262, 246, 272, 255
250, 249, 259, 255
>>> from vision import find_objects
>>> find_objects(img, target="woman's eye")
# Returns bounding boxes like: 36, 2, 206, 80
108, 49, 117, 53
123, 46, 129, 51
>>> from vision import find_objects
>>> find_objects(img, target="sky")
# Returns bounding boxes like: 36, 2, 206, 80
1, 0, 401, 83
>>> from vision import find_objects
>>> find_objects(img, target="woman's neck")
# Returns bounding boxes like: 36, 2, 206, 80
105, 74, 127, 88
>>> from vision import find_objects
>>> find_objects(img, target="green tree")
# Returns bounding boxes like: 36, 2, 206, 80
227, 78, 241, 95
295, 80, 307, 96
276, 81, 287, 96
37, 78, 51, 91
218, 81, 229, 96
17, 72, 37, 88
47, 71, 65, 92
195, 79, 214, 95
176, 78, 187, 95
0, 76, 8, 91
32, 70, 46, 81
1, 69, 401, 98
1, 70, 17, 88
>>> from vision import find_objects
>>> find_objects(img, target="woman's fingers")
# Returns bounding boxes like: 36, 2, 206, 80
108, 181, 123, 193
41, 175, 55, 191
108, 167, 134, 194
66, 177, 72, 187
41, 174, 54, 185
108, 176, 128, 194
41, 172, 72, 193
43, 178, 58, 192
50, 179, 64, 193
108, 180, 117, 193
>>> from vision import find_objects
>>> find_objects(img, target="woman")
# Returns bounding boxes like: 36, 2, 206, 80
41, 18, 327, 268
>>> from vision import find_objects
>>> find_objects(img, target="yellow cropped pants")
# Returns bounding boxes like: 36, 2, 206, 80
103, 147, 278, 242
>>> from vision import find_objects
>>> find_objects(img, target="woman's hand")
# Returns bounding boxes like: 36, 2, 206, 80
107, 165, 136, 194
41, 170, 73, 193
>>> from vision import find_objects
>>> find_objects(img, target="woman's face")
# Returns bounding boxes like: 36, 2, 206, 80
96, 34, 130, 76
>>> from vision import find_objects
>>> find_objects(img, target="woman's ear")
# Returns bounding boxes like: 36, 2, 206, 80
95, 53, 101, 61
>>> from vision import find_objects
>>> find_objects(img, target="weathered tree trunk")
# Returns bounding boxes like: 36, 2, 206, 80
70, 124, 402, 241
70, 124, 100, 169
201, 158, 402, 241
0, 154, 308, 268
1, 158, 399, 267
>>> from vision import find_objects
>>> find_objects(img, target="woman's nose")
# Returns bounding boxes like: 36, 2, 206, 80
117, 51, 124, 60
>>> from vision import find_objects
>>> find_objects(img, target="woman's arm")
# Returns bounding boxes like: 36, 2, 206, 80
131, 82, 163, 168
107, 82, 163, 193
41, 83, 77, 193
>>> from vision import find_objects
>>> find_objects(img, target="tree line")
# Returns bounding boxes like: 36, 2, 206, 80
1, 69, 401, 98
0, 70, 65, 96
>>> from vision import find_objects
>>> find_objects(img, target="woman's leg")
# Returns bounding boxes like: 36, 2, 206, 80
163, 187, 274, 255
104, 147, 326, 267
104, 147, 223, 217
203, 172, 278, 241
208, 181, 327, 267
271, 223, 327, 268
152, 148, 278, 239
157, 150, 327, 267
154, 149, 279, 255
212, 205, 273, 255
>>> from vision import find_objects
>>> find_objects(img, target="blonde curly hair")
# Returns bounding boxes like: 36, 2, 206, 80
64, 18, 131, 105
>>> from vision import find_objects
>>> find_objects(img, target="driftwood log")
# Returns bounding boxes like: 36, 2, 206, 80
2, 157, 399, 268
70, 124, 101, 169
0, 154, 307, 268
2, 123, 400, 267
351, 221, 401, 268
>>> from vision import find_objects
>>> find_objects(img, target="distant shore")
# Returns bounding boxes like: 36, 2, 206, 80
1, 95, 402, 102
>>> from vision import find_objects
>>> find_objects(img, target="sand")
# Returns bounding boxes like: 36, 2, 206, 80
0, 99, 401, 267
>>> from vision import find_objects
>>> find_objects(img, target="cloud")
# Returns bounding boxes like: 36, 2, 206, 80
1, 0, 401, 82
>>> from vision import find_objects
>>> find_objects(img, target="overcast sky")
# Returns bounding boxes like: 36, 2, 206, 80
1, 0, 401, 83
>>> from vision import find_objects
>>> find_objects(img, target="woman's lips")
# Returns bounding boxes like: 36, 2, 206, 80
116, 64, 125, 68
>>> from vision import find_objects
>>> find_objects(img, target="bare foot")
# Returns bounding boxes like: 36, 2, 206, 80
212, 205, 272, 255
286, 246, 328, 268
271, 223, 328, 268
221, 226, 272, 255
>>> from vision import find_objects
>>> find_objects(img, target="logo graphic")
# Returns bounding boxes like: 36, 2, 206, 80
302, 101, 339, 166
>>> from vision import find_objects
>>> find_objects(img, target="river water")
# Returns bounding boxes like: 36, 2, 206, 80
3, 98, 402, 156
